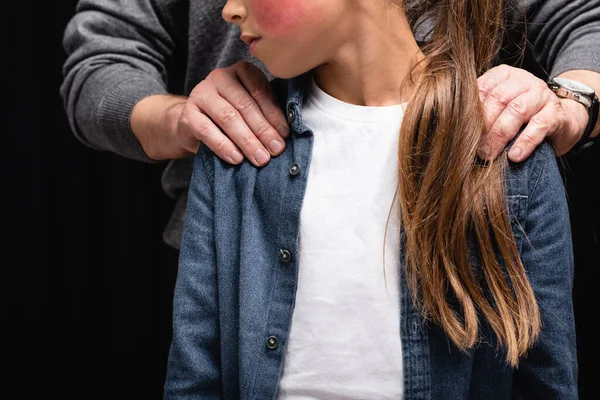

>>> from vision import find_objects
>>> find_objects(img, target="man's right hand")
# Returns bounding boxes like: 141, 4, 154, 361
131, 60, 289, 166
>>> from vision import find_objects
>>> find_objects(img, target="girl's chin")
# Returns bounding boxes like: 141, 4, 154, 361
264, 60, 311, 80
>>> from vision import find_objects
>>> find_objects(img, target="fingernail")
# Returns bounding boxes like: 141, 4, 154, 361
230, 150, 244, 164
277, 124, 290, 138
254, 148, 270, 165
509, 146, 522, 161
269, 139, 285, 155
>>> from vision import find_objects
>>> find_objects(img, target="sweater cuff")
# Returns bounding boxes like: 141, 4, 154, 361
77, 66, 169, 162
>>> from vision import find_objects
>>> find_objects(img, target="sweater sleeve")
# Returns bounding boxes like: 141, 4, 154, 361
523, 0, 600, 78
60, 0, 188, 162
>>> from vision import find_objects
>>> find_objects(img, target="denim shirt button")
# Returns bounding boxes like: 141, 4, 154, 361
279, 249, 292, 263
266, 336, 279, 350
289, 163, 301, 176
412, 319, 419, 336
287, 108, 296, 124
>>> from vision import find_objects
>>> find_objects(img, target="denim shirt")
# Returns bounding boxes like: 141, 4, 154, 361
164, 74, 577, 400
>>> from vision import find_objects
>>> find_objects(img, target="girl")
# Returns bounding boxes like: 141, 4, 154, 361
164, 0, 577, 398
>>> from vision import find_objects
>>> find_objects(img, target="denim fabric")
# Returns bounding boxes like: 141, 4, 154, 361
164, 73, 577, 399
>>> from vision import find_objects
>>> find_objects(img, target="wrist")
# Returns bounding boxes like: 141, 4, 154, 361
590, 108, 600, 139
131, 94, 188, 160
559, 98, 589, 137
569, 95, 599, 152
555, 71, 600, 139
165, 100, 187, 145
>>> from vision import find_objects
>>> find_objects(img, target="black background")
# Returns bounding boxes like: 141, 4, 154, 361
3, 1, 598, 399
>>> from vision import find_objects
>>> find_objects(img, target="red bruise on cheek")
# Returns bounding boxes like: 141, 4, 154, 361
250, 0, 307, 36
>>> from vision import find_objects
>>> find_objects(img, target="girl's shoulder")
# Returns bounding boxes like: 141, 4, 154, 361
504, 131, 563, 200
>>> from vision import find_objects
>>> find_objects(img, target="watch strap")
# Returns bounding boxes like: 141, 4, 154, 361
572, 94, 599, 153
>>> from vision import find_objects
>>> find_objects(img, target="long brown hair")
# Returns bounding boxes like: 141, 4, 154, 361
397, 0, 539, 366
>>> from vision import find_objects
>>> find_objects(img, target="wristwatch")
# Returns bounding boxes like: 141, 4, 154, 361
548, 77, 600, 152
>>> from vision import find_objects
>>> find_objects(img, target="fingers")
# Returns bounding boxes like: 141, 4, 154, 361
480, 70, 585, 161
477, 65, 527, 158
482, 82, 550, 160
214, 62, 287, 164
187, 61, 289, 167
477, 65, 557, 161
191, 83, 271, 166
179, 101, 244, 164
508, 100, 561, 162
235, 61, 290, 139
477, 64, 512, 103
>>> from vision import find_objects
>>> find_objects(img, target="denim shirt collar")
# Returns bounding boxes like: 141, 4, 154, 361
285, 73, 313, 136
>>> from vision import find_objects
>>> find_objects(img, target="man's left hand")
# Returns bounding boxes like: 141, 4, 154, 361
477, 64, 590, 162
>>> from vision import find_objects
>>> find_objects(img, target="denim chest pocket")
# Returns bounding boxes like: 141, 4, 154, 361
506, 195, 528, 251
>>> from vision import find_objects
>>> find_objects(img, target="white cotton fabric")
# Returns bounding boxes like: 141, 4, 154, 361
277, 78, 406, 399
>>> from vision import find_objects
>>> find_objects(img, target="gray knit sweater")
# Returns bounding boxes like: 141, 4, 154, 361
60, 0, 600, 249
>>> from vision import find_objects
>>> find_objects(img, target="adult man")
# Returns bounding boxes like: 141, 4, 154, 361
61, 0, 600, 250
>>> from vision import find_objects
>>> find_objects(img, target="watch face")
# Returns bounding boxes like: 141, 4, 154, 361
553, 77, 595, 96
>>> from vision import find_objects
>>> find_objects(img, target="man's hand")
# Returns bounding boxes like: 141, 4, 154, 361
477, 64, 593, 162
132, 60, 289, 166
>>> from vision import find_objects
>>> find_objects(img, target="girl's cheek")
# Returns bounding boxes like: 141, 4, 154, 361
251, 0, 311, 36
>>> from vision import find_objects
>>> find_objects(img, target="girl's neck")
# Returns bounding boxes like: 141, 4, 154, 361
313, 4, 425, 107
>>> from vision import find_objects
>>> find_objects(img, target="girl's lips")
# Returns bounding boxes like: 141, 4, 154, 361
241, 35, 261, 54
249, 38, 260, 54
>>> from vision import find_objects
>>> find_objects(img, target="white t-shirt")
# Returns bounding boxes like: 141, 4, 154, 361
277, 78, 406, 399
